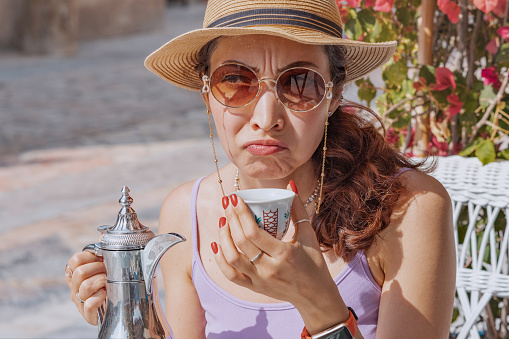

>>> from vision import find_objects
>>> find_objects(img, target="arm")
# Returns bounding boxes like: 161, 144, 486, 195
214, 188, 359, 337
376, 172, 456, 338
158, 182, 207, 339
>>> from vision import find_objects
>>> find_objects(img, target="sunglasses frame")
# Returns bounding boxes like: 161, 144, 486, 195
202, 62, 334, 112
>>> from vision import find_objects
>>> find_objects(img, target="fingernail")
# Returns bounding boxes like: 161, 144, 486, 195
211, 242, 218, 254
289, 180, 298, 194
219, 217, 227, 228
222, 196, 229, 209
230, 194, 238, 207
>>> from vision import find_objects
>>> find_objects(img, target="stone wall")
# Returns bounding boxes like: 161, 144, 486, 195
77, 0, 165, 40
0, 0, 166, 54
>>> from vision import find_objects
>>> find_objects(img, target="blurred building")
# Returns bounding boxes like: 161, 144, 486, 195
0, 0, 167, 55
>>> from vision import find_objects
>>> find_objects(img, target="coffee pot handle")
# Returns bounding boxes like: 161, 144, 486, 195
82, 243, 105, 327
83, 243, 103, 257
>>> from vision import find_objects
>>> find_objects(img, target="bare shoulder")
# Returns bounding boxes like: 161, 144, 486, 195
158, 180, 197, 237
390, 170, 452, 232
369, 170, 454, 277
399, 169, 450, 202
374, 170, 456, 337
372, 169, 456, 282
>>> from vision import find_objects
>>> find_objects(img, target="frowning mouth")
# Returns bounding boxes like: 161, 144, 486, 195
243, 139, 288, 156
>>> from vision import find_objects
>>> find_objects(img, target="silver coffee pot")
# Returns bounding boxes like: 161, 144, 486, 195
84, 186, 185, 339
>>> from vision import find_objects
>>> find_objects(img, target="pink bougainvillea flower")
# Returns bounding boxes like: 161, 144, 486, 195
486, 38, 499, 55
439, 1, 461, 23
498, 26, 509, 42
428, 135, 449, 156
446, 93, 463, 117
452, 142, 463, 155
374, 0, 394, 12
365, 0, 376, 6
346, 0, 361, 7
473, 0, 498, 13
494, 0, 508, 17
386, 128, 399, 145
335, 1, 350, 23
481, 67, 502, 89
413, 77, 427, 91
437, 0, 448, 9
433, 67, 456, 91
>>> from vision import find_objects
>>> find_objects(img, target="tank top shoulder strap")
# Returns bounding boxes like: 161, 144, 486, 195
393, 167, 414, 178
191, 177, 207, 259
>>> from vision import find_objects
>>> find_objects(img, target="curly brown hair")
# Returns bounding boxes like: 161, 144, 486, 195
195, 39, 428, 262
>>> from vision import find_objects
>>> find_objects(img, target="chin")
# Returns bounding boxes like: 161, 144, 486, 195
242, 161, 294, 181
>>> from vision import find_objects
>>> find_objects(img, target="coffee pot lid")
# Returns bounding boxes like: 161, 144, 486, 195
99, 186, 155, 250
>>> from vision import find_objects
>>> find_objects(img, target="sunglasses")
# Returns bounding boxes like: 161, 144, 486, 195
202, 63, 334, 112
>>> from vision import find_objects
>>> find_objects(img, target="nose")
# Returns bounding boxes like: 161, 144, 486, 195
249, 80, 285, 132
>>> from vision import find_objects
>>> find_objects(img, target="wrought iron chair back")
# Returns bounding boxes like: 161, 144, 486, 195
429, 156, 509, 339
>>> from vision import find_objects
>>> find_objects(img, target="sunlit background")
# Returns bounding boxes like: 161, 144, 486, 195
0, 1, 367, 337
0, 1, 217, 337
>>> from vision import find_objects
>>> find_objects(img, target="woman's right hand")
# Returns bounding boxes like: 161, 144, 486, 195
65, 251, 107, 325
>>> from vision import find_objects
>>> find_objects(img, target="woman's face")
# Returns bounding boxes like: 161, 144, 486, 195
207, 35, 340, 181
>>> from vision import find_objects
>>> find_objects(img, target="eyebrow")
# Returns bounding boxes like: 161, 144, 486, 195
220, 60, 320, 73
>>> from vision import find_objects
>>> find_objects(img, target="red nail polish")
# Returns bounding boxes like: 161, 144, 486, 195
211, 242, 218, 254
222, 196, 229, 209
219, 217, 227, 228
289, 180, 298, 194
230, 194, 238, 207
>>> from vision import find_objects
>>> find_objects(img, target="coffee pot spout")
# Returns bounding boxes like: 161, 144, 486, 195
141, 233, 186, 295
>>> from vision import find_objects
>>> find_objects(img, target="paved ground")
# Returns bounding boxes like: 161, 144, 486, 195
0, 3, 231, 338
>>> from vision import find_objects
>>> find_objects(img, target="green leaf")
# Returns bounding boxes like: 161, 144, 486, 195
495, 43, 509, 64
475, 139, 496, 165
357, 79, 377, 106
391, 112, 411, 129
432, 90, 449, 107
357, 9, 376, 31
480, 85, 496, 109
345, 17, 363, 40
383, 59, 408, 85
494, 210, 507, 232
458, 139, 482, 157
372, 19, 383, 39
498, 148, 509, 160
378, 23, 398, 42
376, 92, 389, 114
419, 65, 436, 85
401, 79, 414, 97
462, 96, 480, 119
396, 7, 410, 26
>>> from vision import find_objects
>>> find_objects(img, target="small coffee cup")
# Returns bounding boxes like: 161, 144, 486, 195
234, 188, 295, 240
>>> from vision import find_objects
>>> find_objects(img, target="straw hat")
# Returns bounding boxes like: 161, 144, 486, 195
145, 0, 397, 91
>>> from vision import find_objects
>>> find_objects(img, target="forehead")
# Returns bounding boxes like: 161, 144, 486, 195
209, 35, 329, 71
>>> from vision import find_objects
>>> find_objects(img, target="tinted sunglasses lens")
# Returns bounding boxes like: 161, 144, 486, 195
210, 64, 259, 108
277, 68, 326, 111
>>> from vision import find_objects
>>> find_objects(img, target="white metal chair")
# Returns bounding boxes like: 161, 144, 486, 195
428, 155, 509, 338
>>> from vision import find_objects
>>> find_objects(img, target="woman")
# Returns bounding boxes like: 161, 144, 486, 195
65, 0, 456, 338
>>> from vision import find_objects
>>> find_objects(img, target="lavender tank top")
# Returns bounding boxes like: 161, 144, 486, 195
189, 176, 398, 339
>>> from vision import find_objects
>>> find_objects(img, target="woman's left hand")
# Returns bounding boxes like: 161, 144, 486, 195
212, 187, 350, 334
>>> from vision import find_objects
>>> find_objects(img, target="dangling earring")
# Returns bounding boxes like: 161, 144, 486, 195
202, 75, 225, 197
315, 82, 334, 214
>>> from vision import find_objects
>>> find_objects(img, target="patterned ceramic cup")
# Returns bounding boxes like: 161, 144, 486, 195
234, 188, 295, 240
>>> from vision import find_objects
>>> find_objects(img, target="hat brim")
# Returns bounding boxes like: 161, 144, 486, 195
144, 26, 397, 91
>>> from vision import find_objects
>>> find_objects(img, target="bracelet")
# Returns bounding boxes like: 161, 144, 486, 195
301, 307, 358, 339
